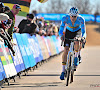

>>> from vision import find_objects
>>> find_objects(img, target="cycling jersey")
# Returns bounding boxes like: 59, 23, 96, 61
59, 14, 86, 38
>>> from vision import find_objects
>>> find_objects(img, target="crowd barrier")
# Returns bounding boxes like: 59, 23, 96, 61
0, 33, 63, 83
96, 15, 100, 22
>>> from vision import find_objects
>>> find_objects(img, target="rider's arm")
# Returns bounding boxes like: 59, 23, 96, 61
59, 16, 66, 37
80, 17, 86, 39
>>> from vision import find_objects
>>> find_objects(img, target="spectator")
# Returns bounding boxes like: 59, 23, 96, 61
0, 2, 15, 56
46, 24, 53, 36
4, 6, 10, 13
18, 13, 37, 36
6, 4, 21, 39
52, 24, 58, 36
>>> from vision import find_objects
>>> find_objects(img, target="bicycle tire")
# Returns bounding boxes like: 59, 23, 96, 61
70, 56, 74, 83
70, 69, 74, 83
66, 54, 72, 86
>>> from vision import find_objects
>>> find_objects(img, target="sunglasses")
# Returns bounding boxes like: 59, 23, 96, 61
71, 16, 77, 18
15, 5, 21, 11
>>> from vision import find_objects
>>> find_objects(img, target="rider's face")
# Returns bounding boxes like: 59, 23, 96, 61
70, 15, 77, 22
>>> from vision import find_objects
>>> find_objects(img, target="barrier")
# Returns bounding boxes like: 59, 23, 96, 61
44, 36, 51, 56
27, 35, 42, 63
4, 46, 17, 77
51, 35, 60, 54
0, 51, 6, 81
0, 41, 17, 78
32, 35, 43, 62
41, 36, 50, 59
57, 37, 64, 52
14, 33, 30, 69
96, 15, 100, 22
0, 33, 63, 82
12, 34, 25, 73
21, 34, 36, 67
0, 58, 6, 81
80, 14, 95, 22
36, 35, 49, 59
36, 13, 96, 22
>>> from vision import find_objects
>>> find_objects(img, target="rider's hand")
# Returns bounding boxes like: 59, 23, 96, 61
61, 35, 65, 41
81, 37, 86, 43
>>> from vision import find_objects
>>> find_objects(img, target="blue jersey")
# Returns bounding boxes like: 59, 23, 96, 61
59, 14, 86, 38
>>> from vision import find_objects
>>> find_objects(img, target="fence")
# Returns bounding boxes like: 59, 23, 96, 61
0, 33, 63, 84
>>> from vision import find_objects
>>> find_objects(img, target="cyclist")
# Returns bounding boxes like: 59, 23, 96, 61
59, 7, 86, 80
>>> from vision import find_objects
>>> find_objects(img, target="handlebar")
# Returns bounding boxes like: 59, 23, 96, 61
61, 37, 86, 48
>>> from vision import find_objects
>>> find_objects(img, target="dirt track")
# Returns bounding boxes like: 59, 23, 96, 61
86, 24, 100, 46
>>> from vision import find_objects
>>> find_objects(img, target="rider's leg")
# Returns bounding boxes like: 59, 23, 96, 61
78, 42, 82, 63
74, 41, 80, 66
74, 41, 79, 57
62, 46, 69, 72
60, 46, 69, 80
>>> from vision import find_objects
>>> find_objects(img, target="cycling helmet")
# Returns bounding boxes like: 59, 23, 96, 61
69, 7, 78, 16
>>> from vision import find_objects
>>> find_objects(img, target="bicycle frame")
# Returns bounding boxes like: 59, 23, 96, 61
61, 37, 84, 86
66, 41, 75, 71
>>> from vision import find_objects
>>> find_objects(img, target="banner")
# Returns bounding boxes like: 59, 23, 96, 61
80, 14, 95, 22
0, 42, 17, 78
0, 58, 6, 81
2, 0, 31, 16
36, 35, 49, 59
57, 37, 63, 52
41, 36, 50, 59
32, 35, 43, 62
12, 34, 25, 73
96, 15, 100, 22
47, 36, 57, 55
51, 35, 59, 54
44, 36, 51, 56
21, 34, 36, 67
14, 33, 30, 69
27, 35, 39, 63
36, 13, 95, 22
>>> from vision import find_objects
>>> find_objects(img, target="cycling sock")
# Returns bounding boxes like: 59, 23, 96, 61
62, 65, 66, 72
62, 62, 66, 72
75, 50, 78, 57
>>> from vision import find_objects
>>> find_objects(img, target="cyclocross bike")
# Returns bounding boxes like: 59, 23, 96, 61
61, 37, 85, 86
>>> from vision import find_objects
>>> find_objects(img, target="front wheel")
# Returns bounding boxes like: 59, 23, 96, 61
70, 70, 74, 83
66, 54, 72, 86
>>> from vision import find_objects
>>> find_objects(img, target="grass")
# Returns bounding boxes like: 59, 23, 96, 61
17, 11, 28, 17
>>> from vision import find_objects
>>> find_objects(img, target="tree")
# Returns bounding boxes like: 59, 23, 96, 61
93, 2, 100, 22
70, 0, 92, 14
45, 0, 70, 13
94, 2, 100, 15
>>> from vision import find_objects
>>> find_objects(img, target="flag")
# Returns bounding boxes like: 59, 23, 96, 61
1, 0, 31, 16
